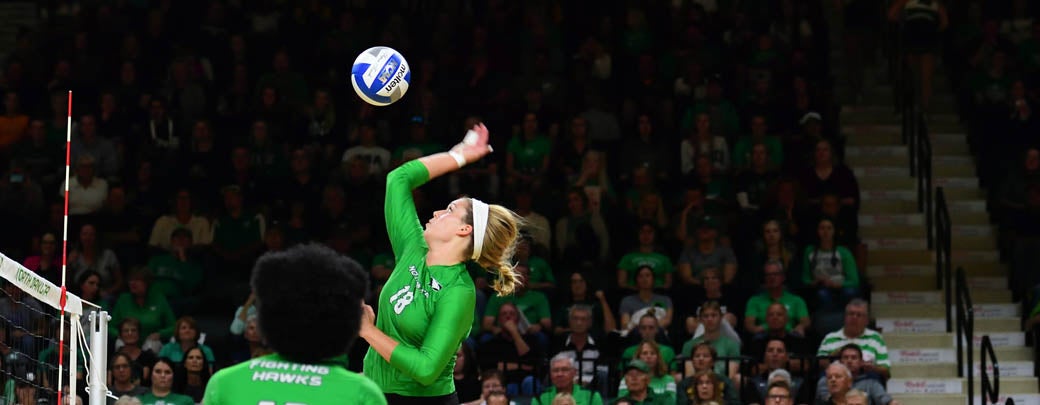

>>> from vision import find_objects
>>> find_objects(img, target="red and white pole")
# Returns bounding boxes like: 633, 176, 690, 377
57, 90, 71, 405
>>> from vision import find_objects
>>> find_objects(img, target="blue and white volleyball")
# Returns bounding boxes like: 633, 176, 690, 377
351, 46, 411, 106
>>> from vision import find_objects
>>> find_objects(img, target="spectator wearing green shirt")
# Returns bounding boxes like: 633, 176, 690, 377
613, 360, 670, 405
146, 227, 204, 314
617, 223, 674, 290
802, 218, 860, 307
534, 354, 604, 405
506, 112, 553, 189
211, 184, 266, 275
681, 302, 740, 379
732, 115, 783, 170
514, 234, 554, 291
620, 315, 676, 365
618, 342, 677, 403
681, 77, 741, 138
745, 260, 811, 336
139, 358, 195, 405
483, 264, 553, 349
157, 316, 217, 368
109, 268, 176, 344
677, 344, 741, 405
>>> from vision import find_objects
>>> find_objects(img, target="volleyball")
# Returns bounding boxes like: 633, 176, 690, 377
351, 46, 411, 106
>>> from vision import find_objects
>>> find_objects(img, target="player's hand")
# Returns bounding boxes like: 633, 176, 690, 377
360, 303, 376, 336
452, 123, 493, 163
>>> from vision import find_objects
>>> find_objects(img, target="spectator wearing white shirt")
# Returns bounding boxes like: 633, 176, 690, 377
341, 123, 390, 175
61, 154, 108, 215
147, 188, 213, 250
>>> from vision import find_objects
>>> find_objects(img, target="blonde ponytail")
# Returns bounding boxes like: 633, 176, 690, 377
468, 202, 525, 296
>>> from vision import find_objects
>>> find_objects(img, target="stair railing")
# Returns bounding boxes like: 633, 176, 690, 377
980, 335, 1000, 405
955, 266, 975, 404
936, 187, 952, 331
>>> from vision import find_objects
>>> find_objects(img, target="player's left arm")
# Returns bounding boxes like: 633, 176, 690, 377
361, 286, 476, 386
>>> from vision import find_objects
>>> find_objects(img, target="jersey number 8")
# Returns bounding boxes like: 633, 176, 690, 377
389, 285, 415, 314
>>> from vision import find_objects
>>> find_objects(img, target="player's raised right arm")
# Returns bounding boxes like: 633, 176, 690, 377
384, 124, 494, 258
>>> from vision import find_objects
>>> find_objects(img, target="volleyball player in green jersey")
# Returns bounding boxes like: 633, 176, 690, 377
203, 244, 386, 405
361, 123, 523, 404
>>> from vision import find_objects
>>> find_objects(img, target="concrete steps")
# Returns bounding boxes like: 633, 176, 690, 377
843, 60, 1037, 401
872, 290, 1012, 304
888, 377, 1038, 395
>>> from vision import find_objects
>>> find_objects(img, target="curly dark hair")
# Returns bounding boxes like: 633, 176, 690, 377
250, 243, 369, 363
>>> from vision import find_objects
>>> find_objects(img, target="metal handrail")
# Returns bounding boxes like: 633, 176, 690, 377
936, 187, 952, 331
919, 114, 933, 249
980, 335, 1001, 405
955, 266, 975, 405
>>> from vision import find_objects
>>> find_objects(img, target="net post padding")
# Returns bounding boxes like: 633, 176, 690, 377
0, 254, 83, 316
88, 311, 109, 405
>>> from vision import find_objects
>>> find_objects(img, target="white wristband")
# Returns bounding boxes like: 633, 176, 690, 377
448, 150, 467, 168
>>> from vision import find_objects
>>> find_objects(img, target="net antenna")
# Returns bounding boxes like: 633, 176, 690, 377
58, 89, 71, 405
52, 90, 111, 405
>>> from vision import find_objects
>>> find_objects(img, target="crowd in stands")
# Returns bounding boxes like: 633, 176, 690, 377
0, 0, 992, 404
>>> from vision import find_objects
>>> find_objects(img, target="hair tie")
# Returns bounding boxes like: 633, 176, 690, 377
470, 198, 489, 260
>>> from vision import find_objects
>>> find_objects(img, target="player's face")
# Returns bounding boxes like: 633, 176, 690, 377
424, 198, 472, 242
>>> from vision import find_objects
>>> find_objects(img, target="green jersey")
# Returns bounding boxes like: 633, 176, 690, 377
744, 290, 810, 331
147, 254, 204, 298
203, 353, 386, 405
363, 161, 477, 396
507, 135, 552, 173
535, 386, 604, 405
138, 391, 195, 405
526, 256, 554, 284
617, 251, 674, 288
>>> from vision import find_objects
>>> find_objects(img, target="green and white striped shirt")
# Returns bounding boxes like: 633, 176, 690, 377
816, 328, 890, 369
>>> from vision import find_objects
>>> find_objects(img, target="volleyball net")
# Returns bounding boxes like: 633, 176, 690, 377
0, 253, 109, 405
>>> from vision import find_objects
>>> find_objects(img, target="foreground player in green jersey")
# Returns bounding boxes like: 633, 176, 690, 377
203, 244, 385, 405
362, 122, 523, 404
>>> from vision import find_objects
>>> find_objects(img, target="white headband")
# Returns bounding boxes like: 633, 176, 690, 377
470, 198, 489, 260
